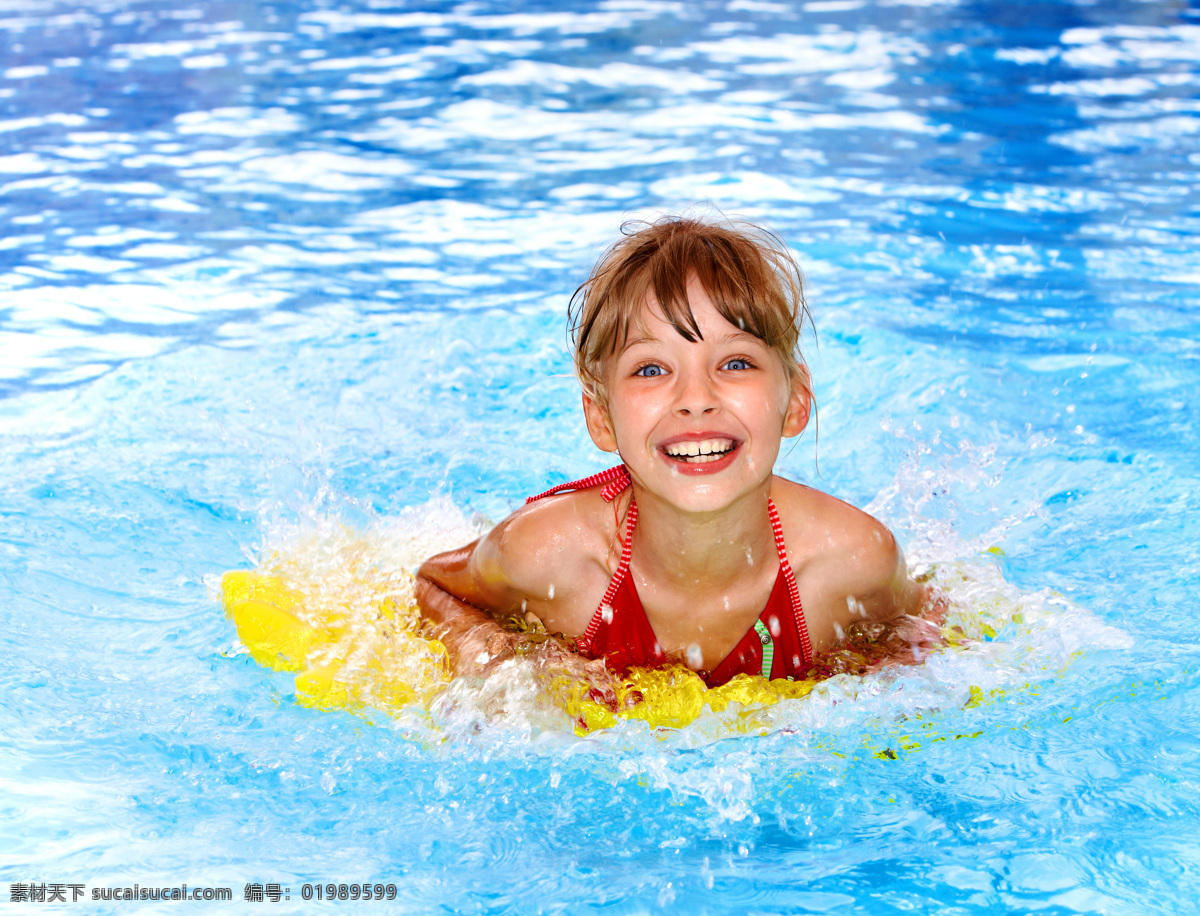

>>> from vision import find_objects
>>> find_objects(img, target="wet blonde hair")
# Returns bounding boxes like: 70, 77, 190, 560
569, 215, 812, 408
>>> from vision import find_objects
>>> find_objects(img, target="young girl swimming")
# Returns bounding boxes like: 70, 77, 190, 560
416, 216, 929, 692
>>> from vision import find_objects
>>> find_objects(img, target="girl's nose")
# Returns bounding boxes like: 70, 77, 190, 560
674, 370, 718, 416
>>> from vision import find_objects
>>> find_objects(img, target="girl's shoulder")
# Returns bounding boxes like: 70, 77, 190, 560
767, 477, 923, 629
476, 485, 618, 609
768, 475, 899, 571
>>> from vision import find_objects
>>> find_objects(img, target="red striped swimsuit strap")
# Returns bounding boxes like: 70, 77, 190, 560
767, 498, 814, 665
526, 465, 632, 504
578, 497, 637, 653
524, 466, 636, 655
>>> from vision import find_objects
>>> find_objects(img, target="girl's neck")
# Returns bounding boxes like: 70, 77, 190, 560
624, 480, 778, 588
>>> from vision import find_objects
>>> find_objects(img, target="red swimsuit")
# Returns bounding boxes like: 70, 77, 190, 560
527, 465, 814, 687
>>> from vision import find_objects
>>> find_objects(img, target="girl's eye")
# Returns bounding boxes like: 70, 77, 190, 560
723, 358, 752, 371
634, 364, 665, 378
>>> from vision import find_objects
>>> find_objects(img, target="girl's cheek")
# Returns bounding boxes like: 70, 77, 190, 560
618, 385, 656, 412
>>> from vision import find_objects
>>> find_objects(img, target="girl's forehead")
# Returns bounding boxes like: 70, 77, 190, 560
622, 292, 755, 346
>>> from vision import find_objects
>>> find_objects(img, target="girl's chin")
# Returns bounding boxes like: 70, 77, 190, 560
633, 467, 770, 513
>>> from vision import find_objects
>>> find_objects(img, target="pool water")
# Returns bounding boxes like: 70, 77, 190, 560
4, 0, 1200, 912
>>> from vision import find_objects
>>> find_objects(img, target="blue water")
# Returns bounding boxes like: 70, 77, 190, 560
4, 0, 1200, 912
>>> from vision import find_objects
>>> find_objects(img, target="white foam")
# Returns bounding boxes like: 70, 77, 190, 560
0, 112, 86, 133
0, 283, 289, 330
237, 151, 415, 191
174, 107, 304, 137
0, 327, 166, 377
183, 54, 228, 70
352, 199, 623, 255
460, 60, 723, 92
1051, 115, 1200, 153
123, 243, 205, 260
650, 170, 838, 204
692, 29, 926, 74
0, 153, 49, 173
4, 64, 47, 79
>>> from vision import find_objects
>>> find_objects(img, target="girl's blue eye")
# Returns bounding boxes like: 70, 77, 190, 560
635, 364, 664, 377
724, 358, 752, 371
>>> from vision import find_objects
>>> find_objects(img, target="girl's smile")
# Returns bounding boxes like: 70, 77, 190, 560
658, 433, 740, 473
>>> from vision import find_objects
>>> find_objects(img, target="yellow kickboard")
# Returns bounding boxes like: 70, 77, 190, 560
221, 571, 330, 672
221, 570, 443, 716
222, 569, 816, 733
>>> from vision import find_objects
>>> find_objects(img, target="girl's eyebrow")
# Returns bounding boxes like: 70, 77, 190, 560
619, 335, 656, 350
707, 331, 768, 350
712, 331, 761, 344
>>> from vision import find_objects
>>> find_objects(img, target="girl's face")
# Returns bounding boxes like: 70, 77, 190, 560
584, 277, 810, 515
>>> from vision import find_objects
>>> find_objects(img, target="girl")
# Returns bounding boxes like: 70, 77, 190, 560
416, 216, 928, 690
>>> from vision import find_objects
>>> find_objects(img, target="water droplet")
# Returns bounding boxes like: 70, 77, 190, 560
600, 603, 613, 624
685, 643, 704, 669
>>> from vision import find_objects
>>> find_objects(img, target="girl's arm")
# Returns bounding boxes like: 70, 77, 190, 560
416, 506, 616, 696
855, 533, 927, 621
416, 541, 523, 677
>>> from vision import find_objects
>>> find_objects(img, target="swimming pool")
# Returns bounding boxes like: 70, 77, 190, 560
4, 0, 1199, 911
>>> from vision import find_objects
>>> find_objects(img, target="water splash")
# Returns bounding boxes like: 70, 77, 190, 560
219, 437, 1127, 754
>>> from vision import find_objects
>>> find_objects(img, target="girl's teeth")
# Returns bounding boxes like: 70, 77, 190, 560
664, 438, 735, 460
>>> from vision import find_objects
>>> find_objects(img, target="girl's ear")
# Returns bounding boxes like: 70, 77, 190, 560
582, 389, 618, 452
782, 369, 812, 438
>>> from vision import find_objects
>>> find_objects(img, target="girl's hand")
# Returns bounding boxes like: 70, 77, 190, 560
445, 614, 618, 707
515, 611, 618, 710
529, 635, 620, 711
441, 620, 523, 678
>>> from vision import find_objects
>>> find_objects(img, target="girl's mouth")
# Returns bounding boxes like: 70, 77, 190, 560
662, 437, 737, 464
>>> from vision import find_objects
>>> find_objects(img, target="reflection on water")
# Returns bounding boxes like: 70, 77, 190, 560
3, 0, 1197, 397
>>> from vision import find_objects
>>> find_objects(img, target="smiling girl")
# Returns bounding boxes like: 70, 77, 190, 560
415, 216, 928, 689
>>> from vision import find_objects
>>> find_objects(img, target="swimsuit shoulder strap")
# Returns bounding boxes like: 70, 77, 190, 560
577, 497, 638, 653
768, 498, 814, 665
526, 465, 632, 504
526, 466, 636, 655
